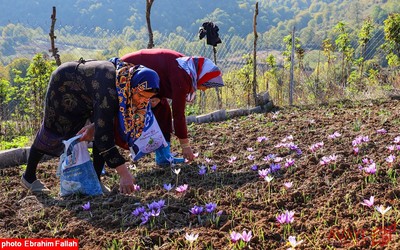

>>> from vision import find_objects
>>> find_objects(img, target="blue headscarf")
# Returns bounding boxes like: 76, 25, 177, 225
115, 62, 160, 147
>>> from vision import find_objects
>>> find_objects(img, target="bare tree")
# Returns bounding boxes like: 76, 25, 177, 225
49, 6, 61, 66
146, 0, 155, 49
252, 2, 258, 105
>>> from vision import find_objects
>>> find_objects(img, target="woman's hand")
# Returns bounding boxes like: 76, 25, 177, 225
182, 146, 195, 162
179, 138, 195, 162
115, 163, 136, 194
77, 123, 95, 141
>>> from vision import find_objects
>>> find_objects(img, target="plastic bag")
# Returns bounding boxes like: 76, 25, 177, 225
129, 104, 168, 161
57, 135, 103, 196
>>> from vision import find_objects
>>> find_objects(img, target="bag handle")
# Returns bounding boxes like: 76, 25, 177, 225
62, 135, 83, 156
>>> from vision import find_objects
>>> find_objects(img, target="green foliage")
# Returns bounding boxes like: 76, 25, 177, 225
0, 135, 30, 150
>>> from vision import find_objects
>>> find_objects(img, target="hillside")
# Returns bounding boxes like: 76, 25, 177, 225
2, 96, 400, 249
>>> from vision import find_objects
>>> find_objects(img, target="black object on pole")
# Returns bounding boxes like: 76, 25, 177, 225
198, 22, 222, 47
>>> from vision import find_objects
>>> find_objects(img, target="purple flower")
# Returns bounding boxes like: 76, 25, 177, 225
361, 196, 374, 207
394, 136, 400, 144
190, 205, 204, 215
140, 212, 150, 225
276, 210, 295, 224
211, 165, 217, 171
132, 206, 146, 216
247, 154, 255, 161
284, 158, 295, 167
230, 231, 242, 243
251, 164, 258, 171
176, 184, 188, 193
247, 147, 254, 152
199, 165, 207, 175
328, 131, 342, 139
386, 155, 396, 164
205, 158, 212, 163
241, 230, 252, 242
270, 163, 281, 172
283, 182, 293, 189
377, 128, 387, 134
217, 210, 223, 216
133, 184, 141, 191
258, 169, 270, 179
205, 202, 217, 213
82, 201, 90, 211
163, 183, 173, 191
228, 156, 237, 163
257, 136, 268, 142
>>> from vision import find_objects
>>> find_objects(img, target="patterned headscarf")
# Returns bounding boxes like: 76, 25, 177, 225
176, 56, 224, 91
115, 62, 159, 147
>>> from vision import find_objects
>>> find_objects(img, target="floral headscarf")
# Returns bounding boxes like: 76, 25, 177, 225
115, 62, 159, 147
176, 56, 224, 92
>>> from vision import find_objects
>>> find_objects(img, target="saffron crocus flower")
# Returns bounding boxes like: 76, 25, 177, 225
173, 168, 181, 175
193, 152, 199, 157
241, 230, 252, 242
133, 184, 141, 191
257, 136, 268, 142
361, 196, 374, 207
276, 210, 295, 224
251, 164, 258, 171
258, 169, 270, 179
270, 163, 281, 172
377, 128, 387, 134
386, 155, 396, 164
185, 232, 199, 242
284, 158, 295, 167
283, 182, 293, 189
387, 145, 395, 152
230, 231, 242, 243
247, 147, 254, 152
394, 136, 400, 144
199, 165, 207, 175
364, 163, 377, 174
228, 156, 237, 163
132, 206, 146, 216
247, 154, 255, 161
211, 165, 217, 171
82, 201, 90, 211
163, 183, 173, 192
264, 175, 274, 183
328, 131, 341, 139
353, 147, 359, 155
205, 202, 217, 213
190, 205, 204, 215
205, 158, 212, 163
375, 205, 391, 215
287, 236, 303, 249
176, 184, 188, 193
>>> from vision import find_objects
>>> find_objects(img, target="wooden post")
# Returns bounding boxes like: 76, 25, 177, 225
252, 2, 259, 105
289, 26, 295, 106
49, 6, 61, 66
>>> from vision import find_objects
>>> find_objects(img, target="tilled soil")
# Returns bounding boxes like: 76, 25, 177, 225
1, 97, 400, 249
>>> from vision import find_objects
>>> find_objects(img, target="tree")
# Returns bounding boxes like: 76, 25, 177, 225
146, 0, 155, 49
382, 13, 400, 67
334, 21, 354, 89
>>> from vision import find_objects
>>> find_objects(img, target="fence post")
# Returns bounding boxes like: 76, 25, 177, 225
252, 2, 259, 106
289, 26, 295, 106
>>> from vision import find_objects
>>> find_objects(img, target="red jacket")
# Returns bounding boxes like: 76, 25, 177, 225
121, 49, 193, 140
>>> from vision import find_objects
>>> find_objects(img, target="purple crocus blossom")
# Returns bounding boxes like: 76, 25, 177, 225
377, 128, 387, 134
211, 165, 217, 171
328, 131, 342, 139
199, 165, 207, 175
247, 147, 254, 152
132, 206, 146, 216
258, 169, 271, 179
176, 184, 188, 193
228, 156, 237, 163
190, 205, 204, 215
133, 184, 141, 191
241, 230, 252, 242
276, 210, 295, 224
230, 231, 242, 243
284, 158, 295, 167
386, 154, 396, 164
163, 183, 173, 192
82, 201, 90, 211
205, 158, 212, 163
251, 164, 258, 171
205, 202, 217, 213
257, 136, 268, 142
361, 196, 374, 207
394, 136, 400, 144
247, 154, 255, 161
270, 163, 281, 172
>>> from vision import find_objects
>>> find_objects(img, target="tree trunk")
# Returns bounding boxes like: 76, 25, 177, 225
146, 0, 155, 49
252, 2, 258, 105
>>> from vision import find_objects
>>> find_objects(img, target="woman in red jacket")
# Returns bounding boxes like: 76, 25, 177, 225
121, 49, 224, 165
